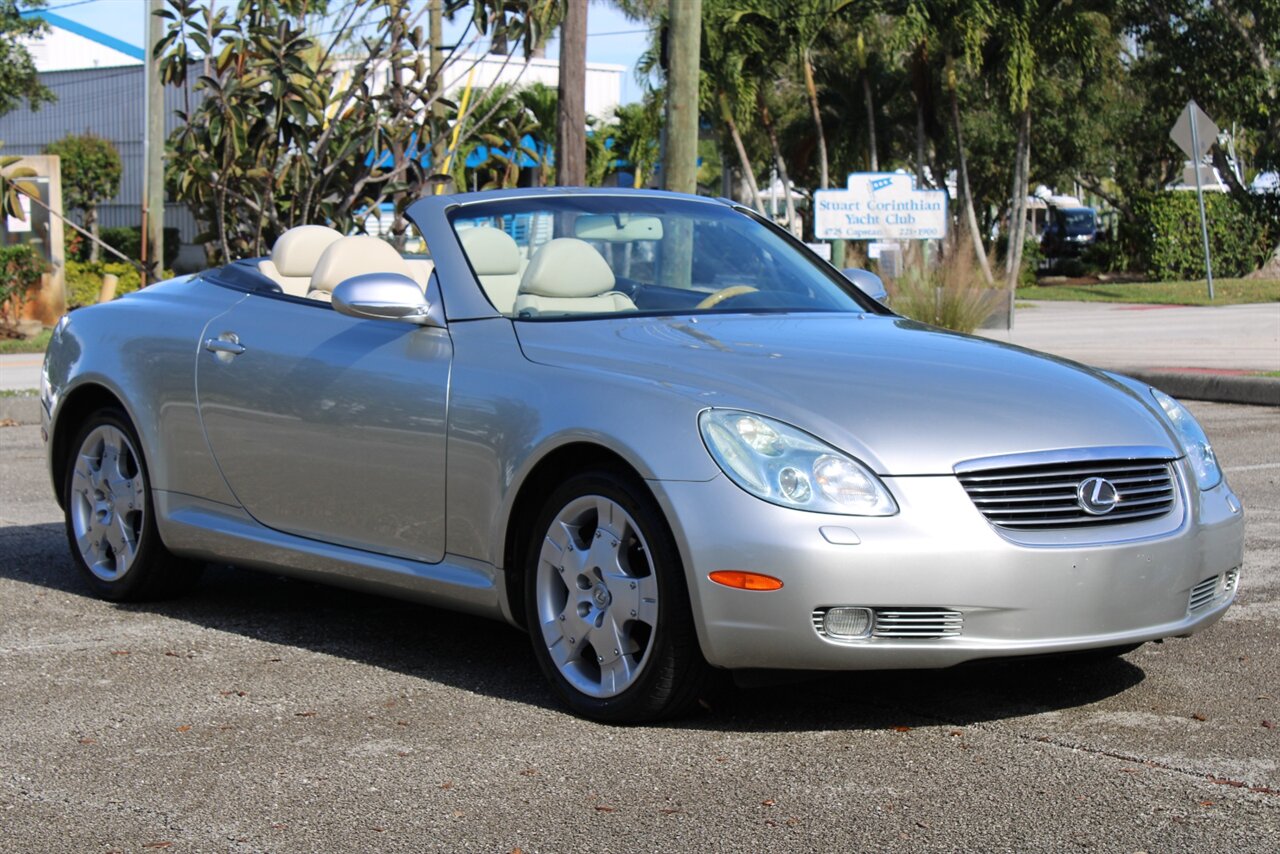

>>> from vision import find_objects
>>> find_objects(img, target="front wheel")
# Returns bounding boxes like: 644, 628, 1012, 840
63, 408, 201, 601
525, 470, 711, 722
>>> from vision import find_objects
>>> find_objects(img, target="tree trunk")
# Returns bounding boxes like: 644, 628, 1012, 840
759, 95, 797, 230
721, 94, 764, 212
555, 0, 588, 186
802, 49, 829, 189
1004, 107, 1027, 284
914, 93, 927, 187
428, 0, 447, 177
949, 83, 994, 286
862, 71, 878, 172
1006, 108, 1031, 315
87, 206, 100, 262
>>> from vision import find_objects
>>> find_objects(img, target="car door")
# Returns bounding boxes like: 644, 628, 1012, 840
196, 288, 451, 563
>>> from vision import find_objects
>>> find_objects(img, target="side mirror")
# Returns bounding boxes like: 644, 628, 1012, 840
332, 273, 441, 326
842, 268, 888, 303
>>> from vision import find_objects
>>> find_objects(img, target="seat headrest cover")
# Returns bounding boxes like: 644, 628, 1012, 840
270, 225, 343, 277
310, 236, 411, 294
519, 238, 616, 298
459, 227, 522, 275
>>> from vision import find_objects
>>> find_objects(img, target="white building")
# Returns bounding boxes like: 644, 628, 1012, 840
440, 54, 624, 119
20, 9, 144, 71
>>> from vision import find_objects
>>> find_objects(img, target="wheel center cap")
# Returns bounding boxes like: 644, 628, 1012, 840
592, 584, 612, 610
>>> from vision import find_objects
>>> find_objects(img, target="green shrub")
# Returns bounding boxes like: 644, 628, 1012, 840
77, 225, 181, 268
0, 244, 48, 328
1128, 192, 1269, 281
65, 259, 142, 308
1018, 236, 1044, 287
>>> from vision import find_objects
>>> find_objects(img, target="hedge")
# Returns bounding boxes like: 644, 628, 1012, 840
65, 259, 142, 308
1127, 192, 1269, 281
76, 225, 181, 268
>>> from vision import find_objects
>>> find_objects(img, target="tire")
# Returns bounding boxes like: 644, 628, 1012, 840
524, 469, 712, 722
62, 407, 201, 601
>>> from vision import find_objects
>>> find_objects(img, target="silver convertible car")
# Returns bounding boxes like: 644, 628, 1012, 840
42, 189, 1244, 721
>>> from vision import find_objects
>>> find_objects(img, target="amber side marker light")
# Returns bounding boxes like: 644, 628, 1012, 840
709, 571, 784, 591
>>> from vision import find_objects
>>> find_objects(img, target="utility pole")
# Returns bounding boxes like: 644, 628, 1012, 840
556, 0, 587, 186
662, 0, 701, 194
144, 0, 165, 281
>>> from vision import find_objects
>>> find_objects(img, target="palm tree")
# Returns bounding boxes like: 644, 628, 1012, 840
699, 0, 767, 210
915, 0, 997, 285
518, 82, 559, 185
612, 95, 664, 188
994, 2, 1113, 292
556, 0, 589, 185
775, 0, 854, 191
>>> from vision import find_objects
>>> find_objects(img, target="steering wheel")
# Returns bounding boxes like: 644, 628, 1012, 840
695, 285, 759, 309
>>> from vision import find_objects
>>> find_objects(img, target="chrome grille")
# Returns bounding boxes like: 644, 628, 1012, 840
1188, 568, 1240, 614
812, 608, 963, 640
957, 458, 1176, 529
873, 609, 963, 639
1189, 575, 1220, 612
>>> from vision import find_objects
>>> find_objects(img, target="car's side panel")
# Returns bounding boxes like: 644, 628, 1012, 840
442, 318, 719, 568
195, 291, 452, 563
45, 278, 245, 509
154, 491, 505, 618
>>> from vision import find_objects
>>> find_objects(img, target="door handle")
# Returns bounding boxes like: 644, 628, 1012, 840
204, 334, 246, 356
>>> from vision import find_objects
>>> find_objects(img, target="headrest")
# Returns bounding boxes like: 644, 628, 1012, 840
459, 227, 522, 275
519, 238, 616, 298
310, 236, 411, 295
270, 225, 342, 277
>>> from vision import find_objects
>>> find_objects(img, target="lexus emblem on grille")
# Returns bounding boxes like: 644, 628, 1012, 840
1077, 477, 1120, 515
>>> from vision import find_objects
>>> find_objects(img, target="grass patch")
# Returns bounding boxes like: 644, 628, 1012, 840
1251, 370, 1280, 378
0, 388, 37, 398
1019, 278, 1280, 306
0, 329, 51, 354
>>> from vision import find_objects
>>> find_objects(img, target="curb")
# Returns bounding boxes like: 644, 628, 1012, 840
1120, 370, 1280, 407
0, 394, 41, 425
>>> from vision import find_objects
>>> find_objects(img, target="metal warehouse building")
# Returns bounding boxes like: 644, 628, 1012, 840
0, 10, 201, 245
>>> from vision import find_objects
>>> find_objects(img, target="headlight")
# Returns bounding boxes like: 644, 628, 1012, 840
698, 410, 897, 515
1150, 388, 1222, 490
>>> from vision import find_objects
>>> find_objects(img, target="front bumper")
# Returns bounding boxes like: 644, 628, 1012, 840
651, 459, 1244, 671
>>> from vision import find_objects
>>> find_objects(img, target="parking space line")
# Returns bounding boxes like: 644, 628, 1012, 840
1224, 463, 1280, 472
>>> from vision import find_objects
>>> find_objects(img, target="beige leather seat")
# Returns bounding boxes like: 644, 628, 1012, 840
307, 235, 421, 302
514, 238, 636, 317
459, 226, 524, 314
259, 225, 343, 296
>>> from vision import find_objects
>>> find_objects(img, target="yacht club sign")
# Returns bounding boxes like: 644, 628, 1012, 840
814, 173, 948, 240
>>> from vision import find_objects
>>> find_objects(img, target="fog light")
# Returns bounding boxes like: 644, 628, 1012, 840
823, 607, 872, 638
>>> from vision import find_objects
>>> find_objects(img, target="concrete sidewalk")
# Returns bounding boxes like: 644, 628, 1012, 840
976, 300, 1280, 406
0, 352, 43, 393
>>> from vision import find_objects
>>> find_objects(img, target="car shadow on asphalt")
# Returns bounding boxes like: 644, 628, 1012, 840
4, 521, 1146, 732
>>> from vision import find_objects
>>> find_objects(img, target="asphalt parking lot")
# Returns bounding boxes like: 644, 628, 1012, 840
1, 401, 1277, 852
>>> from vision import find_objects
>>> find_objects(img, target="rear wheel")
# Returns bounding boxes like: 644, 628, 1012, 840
525, 470, 711, 722
63, 408, 201, 600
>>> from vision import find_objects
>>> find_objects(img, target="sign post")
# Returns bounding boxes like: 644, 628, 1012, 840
1170, 100, 1219, 301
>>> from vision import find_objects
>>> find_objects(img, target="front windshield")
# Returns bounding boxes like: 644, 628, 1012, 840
448, 195, 872, 319
1060, 209, 1096, 232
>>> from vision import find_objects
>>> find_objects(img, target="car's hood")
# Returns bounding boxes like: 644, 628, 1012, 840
514, 313, 1179, 475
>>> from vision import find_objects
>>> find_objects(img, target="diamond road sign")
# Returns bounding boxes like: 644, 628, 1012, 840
1170, 100, 1219, 159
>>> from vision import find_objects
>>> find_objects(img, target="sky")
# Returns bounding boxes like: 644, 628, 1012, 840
35, 0, 652, 103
